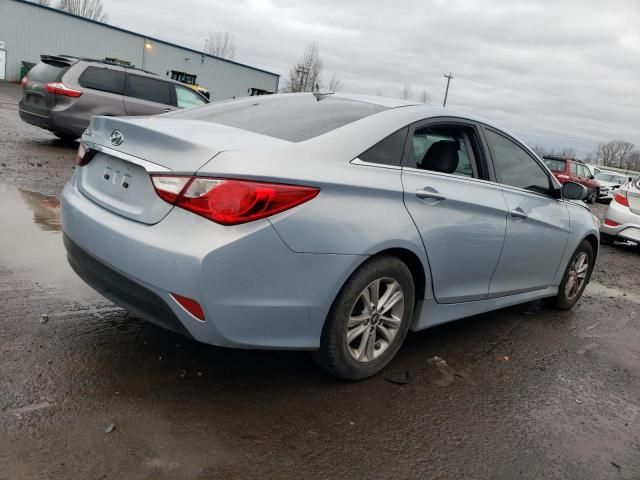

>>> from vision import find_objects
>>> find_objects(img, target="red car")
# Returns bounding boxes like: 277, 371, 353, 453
543, 156, 600, 203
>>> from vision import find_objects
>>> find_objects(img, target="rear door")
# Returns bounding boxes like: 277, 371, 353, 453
401, 119, 508, 303
123, 74, 176, 116
483, 127, 570, 297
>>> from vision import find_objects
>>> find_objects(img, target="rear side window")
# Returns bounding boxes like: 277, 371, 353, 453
406, 124, 480, 178
570, 162, 578, 175
28, 62, 69, 82
358, 128, 408, 166
78, 67, 125, 94
165, 95, 387, 142
544, 159, 565, 172
125, 75, 172, 105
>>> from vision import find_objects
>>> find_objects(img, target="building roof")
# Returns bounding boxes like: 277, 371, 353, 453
11, 0, 280, 78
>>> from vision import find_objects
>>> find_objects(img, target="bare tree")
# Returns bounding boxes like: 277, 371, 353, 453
284, 42, 323, 93
327, 74, 342, 92
595, 140, 635, 168
205, 32, 236, 60
400, 83, 413, 100
418, 89, 430, 103
531, 145, 548, 158
57, 0, 108, 22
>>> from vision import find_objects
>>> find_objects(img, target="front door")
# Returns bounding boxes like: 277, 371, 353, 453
402, 121, 508, 303
483, 128, 570, 296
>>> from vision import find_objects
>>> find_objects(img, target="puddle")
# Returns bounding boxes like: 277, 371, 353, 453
0, 183, 98, 300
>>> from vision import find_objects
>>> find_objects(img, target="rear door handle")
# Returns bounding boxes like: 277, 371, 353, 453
510, 208, 528, 220
415, 188, 446, 202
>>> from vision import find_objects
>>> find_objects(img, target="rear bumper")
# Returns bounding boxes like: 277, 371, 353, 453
61, 178, 363, 349
65, 234, 193, 338
18, 102, 86, 138
600, 199, 640, 242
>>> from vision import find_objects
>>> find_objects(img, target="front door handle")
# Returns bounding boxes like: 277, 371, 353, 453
415, 188, 446, 202
510, 208, 528, 220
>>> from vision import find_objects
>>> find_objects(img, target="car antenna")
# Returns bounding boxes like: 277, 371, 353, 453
313, 83, 334, 102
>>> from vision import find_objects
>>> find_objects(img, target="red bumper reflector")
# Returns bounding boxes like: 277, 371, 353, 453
604, 218, 620, 227
171, 293, 205, 321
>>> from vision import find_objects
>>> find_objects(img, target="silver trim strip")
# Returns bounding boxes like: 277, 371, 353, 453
83, 141, 171, 173
350, 158, 402, 170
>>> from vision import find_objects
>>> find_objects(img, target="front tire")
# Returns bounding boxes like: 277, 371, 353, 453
312, 256, 415, 380
547, 240, 595, 310
587, 190, 597, 204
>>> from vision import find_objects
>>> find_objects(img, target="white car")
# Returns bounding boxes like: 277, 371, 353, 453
595, 172, 633, 201
600, 176, 640, 244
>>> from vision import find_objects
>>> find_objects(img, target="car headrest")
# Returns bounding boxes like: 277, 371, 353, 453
421, 140, 459, 174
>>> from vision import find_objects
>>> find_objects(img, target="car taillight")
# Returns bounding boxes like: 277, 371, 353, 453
604, 218, 620, 227
75, 143, 96, 166
613, 191, 629, 207
45, 82, 82, 98
151, 176, 320, 225
21, 76, 28, 88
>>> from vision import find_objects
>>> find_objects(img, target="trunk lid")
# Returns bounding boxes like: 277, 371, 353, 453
77, 115, 288, 224
627, 178, 640, 215
21, 55, 75, 116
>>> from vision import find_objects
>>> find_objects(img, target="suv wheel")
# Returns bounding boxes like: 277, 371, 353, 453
312, 256, 415, 380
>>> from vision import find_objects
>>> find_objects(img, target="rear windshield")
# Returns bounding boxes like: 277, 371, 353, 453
165, 95, 387, 142
544, 158, 565, 172
28, 61, 70, 82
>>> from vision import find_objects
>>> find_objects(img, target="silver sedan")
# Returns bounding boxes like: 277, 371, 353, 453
62, 93, 600, 380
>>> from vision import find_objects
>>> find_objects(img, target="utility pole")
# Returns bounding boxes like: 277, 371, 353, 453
443, 72, 453, 107
296, 66, 309, 92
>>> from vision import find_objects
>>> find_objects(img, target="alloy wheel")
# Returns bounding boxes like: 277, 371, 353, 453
346, 277, 405, 363
565, 251, 589, 300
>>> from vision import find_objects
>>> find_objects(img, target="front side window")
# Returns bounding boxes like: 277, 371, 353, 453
406, 125, 479, 178
358, 128, 408, 166
78, 67, 125, 95
486, 129, 550, 195
125, 75, 172, 105
175, 86, 207, 109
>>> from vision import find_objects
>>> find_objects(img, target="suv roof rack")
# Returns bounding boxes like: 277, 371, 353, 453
42, 54, 158, 75
543, 154, 584, 163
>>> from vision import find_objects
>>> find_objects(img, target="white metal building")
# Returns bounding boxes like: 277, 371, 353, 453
0, 0, 280, 101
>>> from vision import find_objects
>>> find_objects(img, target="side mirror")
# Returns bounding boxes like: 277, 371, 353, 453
562, 181, 587, 201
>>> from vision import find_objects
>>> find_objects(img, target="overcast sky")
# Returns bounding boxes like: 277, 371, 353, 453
101, 0, 639, 155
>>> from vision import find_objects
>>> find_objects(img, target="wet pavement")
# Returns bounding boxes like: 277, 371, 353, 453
1, 81, 639, 479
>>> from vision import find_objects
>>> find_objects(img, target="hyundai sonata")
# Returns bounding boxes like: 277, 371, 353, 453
62, 93, 599, 380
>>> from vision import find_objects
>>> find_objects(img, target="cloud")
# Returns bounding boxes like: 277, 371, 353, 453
102, 0, 640, 154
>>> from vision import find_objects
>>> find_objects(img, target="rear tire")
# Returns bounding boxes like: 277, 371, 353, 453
312, 256, 415, 381
587, 191, 596, 204
52, 131, 77, 142
546, 240, 595, 310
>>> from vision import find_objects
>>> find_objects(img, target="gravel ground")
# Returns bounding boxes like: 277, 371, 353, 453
1, 81, 639, 480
